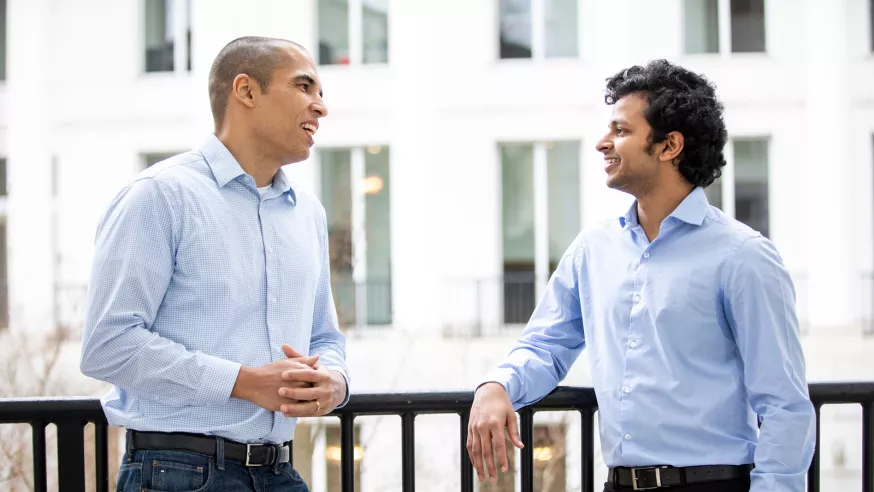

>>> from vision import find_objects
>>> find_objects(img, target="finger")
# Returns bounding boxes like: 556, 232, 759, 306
494, 428, 509, 473
280, 399, 324, 416
507, 412, 524, 449
278, 386, 329, 401
479, 425, 497, 483
281, 368, 330, 384
468, 424, 486, 482
281, 345, 320, 367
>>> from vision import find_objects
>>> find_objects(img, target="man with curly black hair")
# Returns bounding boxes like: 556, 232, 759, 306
468, 60, 815, 492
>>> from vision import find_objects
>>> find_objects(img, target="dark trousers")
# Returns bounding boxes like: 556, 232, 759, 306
604, 476, 751, 492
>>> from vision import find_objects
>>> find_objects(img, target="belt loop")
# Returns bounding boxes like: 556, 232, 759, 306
216, 437, 225, 471
272, 444, 281, 474
124, 429, 134, 460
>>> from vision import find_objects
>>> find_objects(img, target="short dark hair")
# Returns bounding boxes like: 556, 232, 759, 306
208, 36, 302, 129
603, 59, 728, 188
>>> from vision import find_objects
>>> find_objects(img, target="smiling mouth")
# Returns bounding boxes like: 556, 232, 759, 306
604, 158, 620, 170
302, 123, 317, 136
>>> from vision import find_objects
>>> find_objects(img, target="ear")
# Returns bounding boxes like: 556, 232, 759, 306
659, 131, 685, 163
231, 74, 259, 109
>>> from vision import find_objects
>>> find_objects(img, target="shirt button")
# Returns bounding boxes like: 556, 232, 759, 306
633, 294, 641, 303
625, 433, 632, 440
629, 340, 637, 348
623, 386, 631, 394
270, 296, 277, 304
643, 252, 650, 258
268, 247, 274, 254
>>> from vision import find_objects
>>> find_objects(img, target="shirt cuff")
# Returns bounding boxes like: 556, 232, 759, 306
478, 368, 521, 405
195, 355, 242, 406
326, 366, 351, 408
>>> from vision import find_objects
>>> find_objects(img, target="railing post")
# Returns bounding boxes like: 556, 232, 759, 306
808, 403, 822, 492
580, 409, 595, 492
402, 412, 416, 492
863, 401, 873, 492
95, 422, 109, 492
57, 421, 86, 492
341, 414, 356, 492
460, 410, 474, 492
520, 409, 534, 492
32, 421, 47, 492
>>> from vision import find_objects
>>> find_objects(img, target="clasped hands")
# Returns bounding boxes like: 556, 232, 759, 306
232, 344, 346, 418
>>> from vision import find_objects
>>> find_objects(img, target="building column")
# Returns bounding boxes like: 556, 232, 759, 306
6, 0, 55, 332
804, 0, 854, 333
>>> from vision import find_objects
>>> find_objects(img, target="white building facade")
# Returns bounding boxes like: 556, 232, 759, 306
1, 0, 874, 490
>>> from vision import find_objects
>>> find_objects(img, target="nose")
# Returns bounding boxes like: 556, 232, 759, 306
595, 133, 612, 154
312, 97, 328, 118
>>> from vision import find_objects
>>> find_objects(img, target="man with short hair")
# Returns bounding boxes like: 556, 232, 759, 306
467, 60, 815, 492
80, 36, 346, 491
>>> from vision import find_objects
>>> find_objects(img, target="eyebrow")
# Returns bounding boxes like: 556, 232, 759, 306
293, 74, 323, 98
610, 118, 630, 127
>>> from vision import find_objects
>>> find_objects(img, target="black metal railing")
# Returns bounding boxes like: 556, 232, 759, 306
1, 382, 872, 492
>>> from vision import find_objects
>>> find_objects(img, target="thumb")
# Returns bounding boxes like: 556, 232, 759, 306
281, 344, 320, 367
281, 344, 304, 358
507, 412, 524, 449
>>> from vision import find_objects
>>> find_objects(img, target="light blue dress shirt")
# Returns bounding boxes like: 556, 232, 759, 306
80, 134, 348, 444
483, 187, 815, 491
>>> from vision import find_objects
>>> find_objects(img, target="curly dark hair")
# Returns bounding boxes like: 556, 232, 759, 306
604, 59, 728, 188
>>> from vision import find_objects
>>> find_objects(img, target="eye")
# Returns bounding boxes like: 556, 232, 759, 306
299, 83, 310, 92
616, 128, 627, 135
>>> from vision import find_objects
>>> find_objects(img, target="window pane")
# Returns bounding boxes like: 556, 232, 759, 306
362, 0, 389, 64
0, 0, 6, 81
704, 176, 723, 209
734, 138, 769, 237
318, 0, 350, 65
547, 141, 580, 274
730, 0, 766, 53
501, 143, 535, 324
0, 218, 6, 329
141, 152, 178, 169
545, 0, 578, 58
684, 0, 719, 54
499, 0, 532, 59
326, 424, 362, 492
364, 146, 391, 324
145, 0, 174, 72
0, 158, 6, 196
320, 149, 355, 326
533, 423, 567, 492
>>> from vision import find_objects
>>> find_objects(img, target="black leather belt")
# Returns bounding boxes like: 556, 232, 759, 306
128, 430, 290, 467
608, 464, 753, 490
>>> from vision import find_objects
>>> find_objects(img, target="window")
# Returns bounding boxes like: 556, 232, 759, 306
320, 146, 392, 328
704, 137, 770, 237
0, 0, 6, 81
0, 158, 6, 329
501, 141, 581, 324
144, 0, 191, 73
141, 152, 179, 169
499, 0, 578, 59
870, 0, 874, 52
683, 0, 766, 54
318, 0, 389, 65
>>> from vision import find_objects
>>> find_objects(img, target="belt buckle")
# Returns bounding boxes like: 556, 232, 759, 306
631, 466, 666, 490
245, 443, 276, 467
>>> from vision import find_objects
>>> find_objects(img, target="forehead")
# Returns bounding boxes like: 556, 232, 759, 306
611, 93, 649, 123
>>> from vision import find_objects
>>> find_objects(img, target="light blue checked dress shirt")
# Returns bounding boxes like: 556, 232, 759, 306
483, 188, 815, 491
80, 134, 348, 445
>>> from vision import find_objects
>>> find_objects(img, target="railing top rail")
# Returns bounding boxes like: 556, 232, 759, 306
1, 383, 872, 423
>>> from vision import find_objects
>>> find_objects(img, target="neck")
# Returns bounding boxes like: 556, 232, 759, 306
215, 128, 281, 188
635, 183, 695, 242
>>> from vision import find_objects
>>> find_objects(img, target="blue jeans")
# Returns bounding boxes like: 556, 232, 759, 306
116, 449, 310, 492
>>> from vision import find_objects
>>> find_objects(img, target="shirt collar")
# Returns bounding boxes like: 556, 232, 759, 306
199, 134, 297, 205
618, 187, 709, 229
